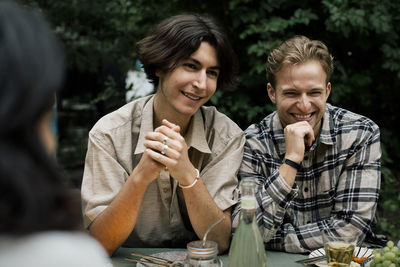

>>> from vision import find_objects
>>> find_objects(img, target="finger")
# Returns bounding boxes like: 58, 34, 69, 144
304, 133, 313, 147
154, 125, 184, 143
144, 140, 180, 159
145, 147, 177, 167
289, 123, 315, 145
145, 131, 168, 144
142, 149, 165, 168
145, 132, 180, 151
162, 119, 180, 132
303, 127, 315, 147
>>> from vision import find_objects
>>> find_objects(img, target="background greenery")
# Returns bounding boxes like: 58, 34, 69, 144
21, 0, 400, 241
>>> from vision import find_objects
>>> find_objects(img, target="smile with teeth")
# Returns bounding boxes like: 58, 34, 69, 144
293, 113, 313, 119
182, 91, 201, 100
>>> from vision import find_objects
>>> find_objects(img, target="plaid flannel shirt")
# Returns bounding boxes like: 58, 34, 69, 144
232, 103, 381, 253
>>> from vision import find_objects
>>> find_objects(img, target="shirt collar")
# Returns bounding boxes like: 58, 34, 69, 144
134, 96, 155, 155
318, 103, 336, 145
134, 96, 211, 155
272, 113, 286, 156
185, 108, 211, 154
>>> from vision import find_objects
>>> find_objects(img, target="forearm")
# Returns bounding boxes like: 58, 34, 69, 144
261, 179, 379, 253
261, 172, 377, 253
182, 179, 232, 253
267, 217, 366, 253
89, 174, 148, 256
243, 167, 298, 242
259, 165, 298, 239
278, 163, 298, 187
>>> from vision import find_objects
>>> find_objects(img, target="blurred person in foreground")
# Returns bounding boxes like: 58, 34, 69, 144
81, 14, 245, 255
233, 35, 385, 253
0, 1, 110, 266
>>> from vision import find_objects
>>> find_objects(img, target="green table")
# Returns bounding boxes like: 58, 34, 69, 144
111, 247, 309, 266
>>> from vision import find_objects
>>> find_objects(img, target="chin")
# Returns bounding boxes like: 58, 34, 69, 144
177, 105, 200, 116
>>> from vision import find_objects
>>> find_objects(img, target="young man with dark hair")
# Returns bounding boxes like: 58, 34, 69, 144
81, 14, 244, 255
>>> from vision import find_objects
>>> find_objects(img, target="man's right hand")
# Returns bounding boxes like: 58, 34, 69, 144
131, 149, 165, 186
283, 121, 315, 164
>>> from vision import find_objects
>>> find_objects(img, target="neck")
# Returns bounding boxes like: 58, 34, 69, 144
313, 118, 323, 137
153, 94, 192, 135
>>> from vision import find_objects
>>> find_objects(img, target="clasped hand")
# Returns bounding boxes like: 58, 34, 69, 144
140, 119, 196, 186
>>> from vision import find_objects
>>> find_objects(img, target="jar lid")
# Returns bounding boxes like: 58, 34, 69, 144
187, 240, 218, 256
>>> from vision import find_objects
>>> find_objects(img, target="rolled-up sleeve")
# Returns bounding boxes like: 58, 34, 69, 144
81, 130, 130, 228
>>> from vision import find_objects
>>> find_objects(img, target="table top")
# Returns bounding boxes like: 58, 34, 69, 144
111, 247, 309, 267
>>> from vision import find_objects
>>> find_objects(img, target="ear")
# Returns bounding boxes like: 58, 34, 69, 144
267, 83, 276, 104
155, 70, 162, 78
325, 82, 331, 100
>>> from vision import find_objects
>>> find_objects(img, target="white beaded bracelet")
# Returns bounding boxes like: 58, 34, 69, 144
179, 168, 200, 189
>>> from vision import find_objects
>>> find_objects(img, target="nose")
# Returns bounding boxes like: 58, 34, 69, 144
297, 94, 311, 111
193, 70, 207, 90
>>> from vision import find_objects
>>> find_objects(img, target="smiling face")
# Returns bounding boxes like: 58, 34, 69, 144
154, 42, 220, 123
267, 60, 331, 136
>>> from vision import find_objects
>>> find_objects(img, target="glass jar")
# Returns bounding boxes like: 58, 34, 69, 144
172, 240, 222, 267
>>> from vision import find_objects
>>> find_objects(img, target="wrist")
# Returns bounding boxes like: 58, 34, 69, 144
283, 152, 302, 163
283, 158, 301, 171
179, 168, 200, 189
129, 168, 154, 188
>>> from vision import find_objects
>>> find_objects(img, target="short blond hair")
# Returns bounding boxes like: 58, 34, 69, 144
266, 35, 334, 88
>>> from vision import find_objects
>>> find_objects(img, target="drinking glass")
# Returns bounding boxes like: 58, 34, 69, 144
322, 230, 358, 267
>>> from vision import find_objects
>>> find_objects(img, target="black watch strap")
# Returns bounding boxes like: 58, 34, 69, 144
283, 158, 301, 171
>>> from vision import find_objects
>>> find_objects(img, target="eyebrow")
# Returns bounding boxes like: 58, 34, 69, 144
188, 57, 221, 71
281, 87, 325, 91
310, 87, 326, 91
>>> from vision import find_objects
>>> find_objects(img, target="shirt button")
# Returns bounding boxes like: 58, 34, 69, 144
304, 187, 309, 192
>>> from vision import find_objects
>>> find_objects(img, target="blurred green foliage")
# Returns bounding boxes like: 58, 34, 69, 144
21, 0, 400, 241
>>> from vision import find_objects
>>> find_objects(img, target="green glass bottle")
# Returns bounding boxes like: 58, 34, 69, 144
228, 178, 267, 267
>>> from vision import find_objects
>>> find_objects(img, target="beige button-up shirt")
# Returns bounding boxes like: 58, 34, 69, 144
81, 95, 245, 248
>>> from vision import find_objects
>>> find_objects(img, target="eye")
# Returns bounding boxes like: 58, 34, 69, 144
183, 63, 197, 70
309, 91, 322, 96
284, 91, 297, 97
207, 69, 219, 78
